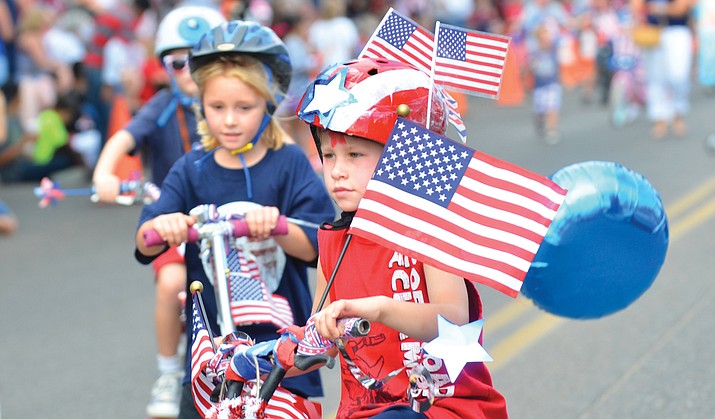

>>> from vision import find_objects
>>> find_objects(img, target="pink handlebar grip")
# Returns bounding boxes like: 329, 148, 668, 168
230, 215, 288, 237
142, 215, 288, 247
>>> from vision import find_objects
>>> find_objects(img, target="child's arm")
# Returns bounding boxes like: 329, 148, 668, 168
92, 129, 137, 203
311, 264, 469, 342
135, 212, 195, 257
242, 206, 318, 262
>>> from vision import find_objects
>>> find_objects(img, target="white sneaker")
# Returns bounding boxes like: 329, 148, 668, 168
146, 372, 182, 418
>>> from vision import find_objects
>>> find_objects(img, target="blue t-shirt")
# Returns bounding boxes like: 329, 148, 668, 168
136, 144, 336, 397
125, 89, 200, 186
530, 46, 560, 88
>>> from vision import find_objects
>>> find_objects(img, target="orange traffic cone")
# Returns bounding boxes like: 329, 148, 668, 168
108, 93, 143, 181
497, 45, 525, 106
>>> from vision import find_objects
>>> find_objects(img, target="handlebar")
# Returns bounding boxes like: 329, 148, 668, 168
143, 215, 289, 247
258, 317, 370, 403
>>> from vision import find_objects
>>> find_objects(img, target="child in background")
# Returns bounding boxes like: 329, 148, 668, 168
528, 23, 563, 145
0, 89, 17, 235
92, 6, 227, 418
134, 20, 335, 419
293, 58, 509, 418
0, 92, 83, 182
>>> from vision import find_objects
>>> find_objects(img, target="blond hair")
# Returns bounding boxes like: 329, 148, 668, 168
192, 54, 287, 152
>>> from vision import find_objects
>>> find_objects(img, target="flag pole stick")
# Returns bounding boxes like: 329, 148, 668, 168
316, 235, 352, 312
190, 280, 217, 351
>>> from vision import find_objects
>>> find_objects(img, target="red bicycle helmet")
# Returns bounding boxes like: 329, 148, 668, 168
296, 57, 447, 148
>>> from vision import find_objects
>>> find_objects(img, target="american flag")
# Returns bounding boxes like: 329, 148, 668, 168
433, 22, 510, 99
358, 9, 467, 142
358, 7, 433, 75
227, 248, 294, 329
190, 293, 217, 418
438, 89, 467, 143
349, 119, 567, 297
265, 387, 323, 418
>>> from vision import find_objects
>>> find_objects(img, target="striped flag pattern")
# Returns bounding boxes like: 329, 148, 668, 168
439, 89, 467, 143
190, 293, 216, 418
433, 22, 510, 99
358, 7, 433, 75
350, 118, 567, 297
227, 248, 294, 329
358, 8, 468, 142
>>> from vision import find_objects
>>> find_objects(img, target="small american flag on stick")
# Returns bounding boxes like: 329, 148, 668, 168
358, 7, 433, 75
433, 22, 510, 99
358, 8, 468, 142
349, 118, 567, 297
190, 293, 217, 418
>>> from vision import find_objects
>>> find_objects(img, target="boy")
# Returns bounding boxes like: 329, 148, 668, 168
294, 58, 509, 418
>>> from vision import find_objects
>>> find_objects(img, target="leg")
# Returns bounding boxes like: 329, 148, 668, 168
148, 248, 186, 418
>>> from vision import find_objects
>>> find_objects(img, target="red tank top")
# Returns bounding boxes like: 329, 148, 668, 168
319, 225, 508, 419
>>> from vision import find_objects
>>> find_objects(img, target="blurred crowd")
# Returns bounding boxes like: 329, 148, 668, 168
0, 0, 704, 226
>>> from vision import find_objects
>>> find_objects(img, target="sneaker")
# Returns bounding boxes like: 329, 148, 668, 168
146, 372, 182, 418
545, 130, 560, 145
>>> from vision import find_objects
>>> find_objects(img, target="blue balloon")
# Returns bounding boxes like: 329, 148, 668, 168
522, 161, 669, 319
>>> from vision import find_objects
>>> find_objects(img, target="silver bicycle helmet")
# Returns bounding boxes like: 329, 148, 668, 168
154, 5, 226, 58
189, 20, 292, 94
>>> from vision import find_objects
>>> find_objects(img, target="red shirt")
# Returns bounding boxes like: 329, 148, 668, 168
319, 223, 508, 418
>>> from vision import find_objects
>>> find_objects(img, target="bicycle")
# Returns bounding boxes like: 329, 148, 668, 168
144, 205, 451, 417
33, 175, 160, 208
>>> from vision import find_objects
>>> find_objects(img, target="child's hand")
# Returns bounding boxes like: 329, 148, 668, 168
93, 173, 121, 203
243, 206, 280, 240
311, 298, 381, 342
150, 212, 195, 246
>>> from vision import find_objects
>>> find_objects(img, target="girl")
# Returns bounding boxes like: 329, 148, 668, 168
135, 21, 335, 419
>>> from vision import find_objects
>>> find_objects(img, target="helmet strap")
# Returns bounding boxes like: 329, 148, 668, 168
229, 113, 271, 156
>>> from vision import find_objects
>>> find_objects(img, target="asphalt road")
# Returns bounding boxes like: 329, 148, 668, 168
2, 84, 714, 418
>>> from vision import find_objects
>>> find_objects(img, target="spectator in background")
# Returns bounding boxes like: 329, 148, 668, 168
0, 0, 14, 88
81, 0, 146, 144
0, 92, 84, 182
14, 7, 74, 136
309, 0, 360, 69
274, 0, 322, 170
0, 88, 17, 234
528, 22, 562, 145
630, 0, 696, 139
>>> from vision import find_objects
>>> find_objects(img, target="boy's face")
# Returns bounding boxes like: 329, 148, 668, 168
163, 49, 198, 97
319, 130, 384, 213
203, 74, 266, 152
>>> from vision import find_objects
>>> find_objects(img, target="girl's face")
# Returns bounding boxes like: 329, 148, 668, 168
319, 131, 384, 212
202, 74, 266, 152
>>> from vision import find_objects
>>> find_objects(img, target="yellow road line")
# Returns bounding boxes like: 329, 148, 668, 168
668, 195, 715, 240
665, 174, 715, 220
488, 314, 564, 372
485, 297, 531, 333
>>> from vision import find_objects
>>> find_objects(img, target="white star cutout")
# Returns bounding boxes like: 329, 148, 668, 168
423, 315, 492, 382
301, 70, 354, 118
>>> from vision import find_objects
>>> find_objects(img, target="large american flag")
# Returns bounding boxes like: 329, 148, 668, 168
358, 7, 433, 75
190, 293, 216, 418
350, 119, 567, 297
433, 22, 510, 99
226, 248, 294, 329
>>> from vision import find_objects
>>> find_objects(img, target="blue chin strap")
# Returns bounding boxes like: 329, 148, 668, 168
157, 75, 197, 127
228, 111, 272, 200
